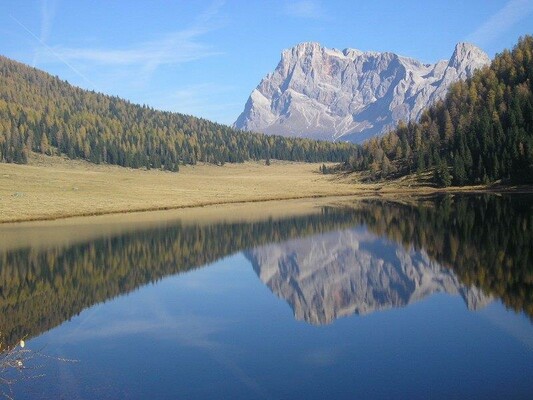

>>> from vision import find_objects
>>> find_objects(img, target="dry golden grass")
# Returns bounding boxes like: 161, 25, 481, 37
1, 153, 527, 224
0, 154, 373, 223
0, 196, 356, 252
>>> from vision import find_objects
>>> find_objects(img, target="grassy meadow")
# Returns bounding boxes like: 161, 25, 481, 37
0, 154, 369, 223
1, 153, 524, 224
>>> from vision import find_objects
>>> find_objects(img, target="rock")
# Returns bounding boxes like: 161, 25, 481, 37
234, 42, 490, 143
245, 228, 492, 325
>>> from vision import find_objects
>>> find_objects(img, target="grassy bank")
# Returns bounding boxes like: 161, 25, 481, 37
0, 154, 529, 224
0, 154, 368, 223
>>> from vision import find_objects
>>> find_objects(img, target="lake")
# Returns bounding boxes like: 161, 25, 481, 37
1, 194, 533, 399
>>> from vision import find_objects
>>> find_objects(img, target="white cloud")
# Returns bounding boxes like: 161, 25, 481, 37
32, 0, 57, 66
53, 28, 220, 68
37, 1, 226, 86
284, 0, 327, 19
466, 0, 533, 46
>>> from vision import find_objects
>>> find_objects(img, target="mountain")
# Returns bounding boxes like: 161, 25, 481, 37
344, 35, 533, 185
234, 42, 489, 143
245, 228, 491, 325
0, 56, 357, 170
0, 208, 363, 346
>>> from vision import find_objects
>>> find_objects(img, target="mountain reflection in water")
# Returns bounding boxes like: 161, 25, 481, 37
247, 227, 491, 325
0, 194, 531, 346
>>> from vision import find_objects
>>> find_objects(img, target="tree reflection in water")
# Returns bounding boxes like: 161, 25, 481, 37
0, 194, 531, 347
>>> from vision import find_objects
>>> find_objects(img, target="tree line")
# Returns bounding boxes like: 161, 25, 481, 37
341, 36, 533, 186
0, 56, 358, 170
352, 195, 533, 318
2, 194, 530, 345
0, 208, 363, 346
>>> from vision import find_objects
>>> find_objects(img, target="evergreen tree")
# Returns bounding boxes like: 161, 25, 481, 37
342, 36, 533, 186
434, 160, 451, 187
0, 56, 359, 170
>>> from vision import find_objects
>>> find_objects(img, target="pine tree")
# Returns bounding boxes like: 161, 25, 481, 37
346, 36, 533, 186
435, 160, 451, 187
40, 134, 49, 155
0, 55, 359, 170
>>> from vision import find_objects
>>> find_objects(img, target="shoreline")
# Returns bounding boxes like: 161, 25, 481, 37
1, 156, 532, 225
2, 185, 531, 225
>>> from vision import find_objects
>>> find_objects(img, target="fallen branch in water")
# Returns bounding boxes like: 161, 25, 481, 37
1, 336, 77, 399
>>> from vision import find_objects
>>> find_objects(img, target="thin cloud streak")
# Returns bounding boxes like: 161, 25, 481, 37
284, 0, 327, 19
54, 37, 213, 64
53, 31, 219, 66
50, 1, 225, 82
10, 14, 98, 90
466, 0, 533, 46
32, 0, 56, 67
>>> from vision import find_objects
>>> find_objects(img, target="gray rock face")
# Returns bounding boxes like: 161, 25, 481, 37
245, 228, 491, 325
234, 42, 490, 143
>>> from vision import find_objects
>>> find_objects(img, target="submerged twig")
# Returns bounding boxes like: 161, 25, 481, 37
0, 334, 78, 399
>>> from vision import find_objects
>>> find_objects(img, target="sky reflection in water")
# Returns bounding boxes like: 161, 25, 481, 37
4, 195, 533, 399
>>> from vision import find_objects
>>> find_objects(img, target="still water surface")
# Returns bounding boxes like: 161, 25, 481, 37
2, 195, 533, 399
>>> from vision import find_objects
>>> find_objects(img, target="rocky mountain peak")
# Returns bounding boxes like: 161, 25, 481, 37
448, 42, 491, 75
452, 42, 490, 62
234, 42, 490, 143
285, 41, 322, 55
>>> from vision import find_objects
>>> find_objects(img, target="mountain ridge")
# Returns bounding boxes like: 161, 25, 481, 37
234, 42, 490, 143
342, 35, 533, 186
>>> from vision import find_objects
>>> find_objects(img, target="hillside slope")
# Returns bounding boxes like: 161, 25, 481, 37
344, 36, 533, 185
0, 56, 357, 171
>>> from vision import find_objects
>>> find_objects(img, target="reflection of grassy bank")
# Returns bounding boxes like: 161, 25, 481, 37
0, 197, 344, 253
2, 154, 531, 223
0, 207, 366, 347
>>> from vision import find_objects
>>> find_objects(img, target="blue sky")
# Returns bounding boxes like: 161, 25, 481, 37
1, 0, 532, 125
